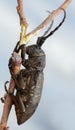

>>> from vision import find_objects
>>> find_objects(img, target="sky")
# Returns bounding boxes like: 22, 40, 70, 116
0, 0, 75, 130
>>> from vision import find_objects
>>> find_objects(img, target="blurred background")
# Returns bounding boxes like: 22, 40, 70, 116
0, 0, 75, 130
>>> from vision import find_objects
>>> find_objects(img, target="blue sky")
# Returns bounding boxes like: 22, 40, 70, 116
0, 0, 75, 130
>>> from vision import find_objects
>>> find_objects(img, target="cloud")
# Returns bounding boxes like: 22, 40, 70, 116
47, 40, 75, 76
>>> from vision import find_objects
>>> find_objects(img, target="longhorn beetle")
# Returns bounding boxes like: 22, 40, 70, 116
3, 9, 66, 125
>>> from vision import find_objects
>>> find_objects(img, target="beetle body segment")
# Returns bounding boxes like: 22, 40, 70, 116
15, 70, 44, 124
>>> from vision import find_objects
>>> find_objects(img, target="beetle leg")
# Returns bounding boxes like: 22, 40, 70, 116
0, 97, 5, 103
15, 44, 26, 67
4, 81, 13, 95
20, 45, 26, 62
13, 41, 20, 53
11, 72, 20, 89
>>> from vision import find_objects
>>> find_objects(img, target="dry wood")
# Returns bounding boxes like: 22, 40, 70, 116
0, 0, 27, 130
0, 0, 72, 130
0, 62, 22, 130
16, 0, 28, 26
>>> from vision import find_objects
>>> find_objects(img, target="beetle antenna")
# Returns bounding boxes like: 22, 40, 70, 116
36, 20, 54, 48
37, 8, 66, 48
13, 41, 20, 53
43, 20, 54, 37
43, 10, 54, 37
45, 8, 66, 39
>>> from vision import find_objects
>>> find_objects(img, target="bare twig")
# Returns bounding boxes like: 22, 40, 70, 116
17, 0, 28, 27
0, 0, 26, 129
0, 59, 22, 130
17, 0, 29, 45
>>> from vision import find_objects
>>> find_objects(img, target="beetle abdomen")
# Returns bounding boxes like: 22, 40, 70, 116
15, 70, 44, 125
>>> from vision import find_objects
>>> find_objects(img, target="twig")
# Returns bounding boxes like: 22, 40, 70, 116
0, 0, 27, 130
17, 0, 28, 27
17, 0, 29, 45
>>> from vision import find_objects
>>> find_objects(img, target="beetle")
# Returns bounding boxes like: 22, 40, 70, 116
3, 9, 66, 125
